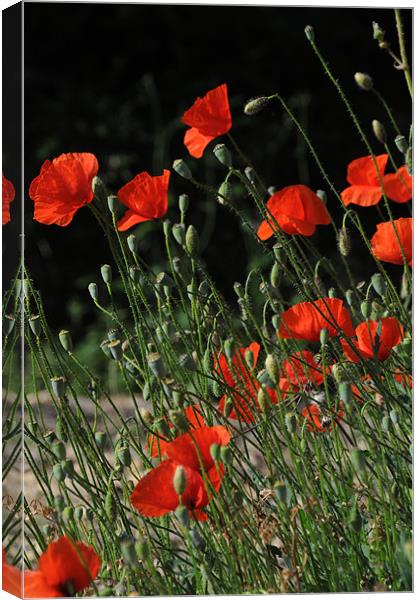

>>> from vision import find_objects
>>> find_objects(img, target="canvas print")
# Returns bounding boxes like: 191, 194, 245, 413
2, 2, 413, 596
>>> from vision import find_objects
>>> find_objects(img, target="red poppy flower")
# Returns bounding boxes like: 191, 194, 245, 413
215, 342, 278, 422
341, 154, 412, 207
278, 298, 354, 343
130, 460, 209, 521
117, 170, 170, 231
257, 185, 330, 240
301, 402, 344, 433
279, 350, 325, 395
165, 425, 231, 492
5, 537, 100, 598
182, 84, 232, 158
341, 317, 404, 363
2, 173, 15, 225
29, 153, 99, 226
370, 217, 412, 267
147, 404, 205, 458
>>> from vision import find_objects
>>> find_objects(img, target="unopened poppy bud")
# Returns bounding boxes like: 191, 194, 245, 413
339, 382, 352, 407
172, 159, 192, 180
395, 134, 408, 154
244, 96, 270, 116
338, 227, 351, 256
108, 339, 123, 361
371, 273, 387, 297
345, 289, 354, 306
51, 376, 66, 399
304, 25, 315, 41
372, 21, 385, 43
161, 218, 171, 238
53, 463, 66, 483
156, 418, 171, 438
265, 354, 279, 384
52, 441, 66, 460
92, 176, 107, 202
257, 386, 271, 413
213, 143, 232, 167
351, 449, 366, 472
62, 458, 75, 478
217, 180, 233, 205
372, 120, 387, 144
95, 431, 107, 449
354, 72, 374, 91
59, 329, 73, 352
3, 314, 16, 336
185, 225, 199, 255
28, 315, 41, 336
173, 465, 187, 496
179, 193, 190, 214
285, 412, 297, 434
107, 195, 118, 214
88, 282, 98, 301
190, 529, 206, 551
62, 506, 74, 523
105, 488, 117, 521
361, 301, 372, 319
175, 505, 190, 527
233, 281, 244, 298
169, 409, 189, 433
147, 352, 167, 378
156, 272, 175, 288
101, 264, 112, 284
270, 262, 281, 288
172, 223, 186, 245
223, 398, 233, 418
320, 328, 329, 346
127, 234, 136, 253
244, 166, 257, 184
328, 287, 336, 298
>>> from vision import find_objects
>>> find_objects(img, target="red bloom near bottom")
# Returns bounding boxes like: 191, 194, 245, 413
370, 217, 412, 267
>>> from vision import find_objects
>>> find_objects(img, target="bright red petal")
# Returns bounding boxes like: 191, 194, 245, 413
117, 170, 169, 221
165, 426, 231, 472
346, 154, 388, 186
117, 210, 149, 231
2, 557, 22, 597
24, 570, 62, 598
184, 128, 215, 158
182, 83, 232, 137
382, 166, 412, 203
2, 173, 15, 225
341, 184, 383, 207
371, 217, 412, 266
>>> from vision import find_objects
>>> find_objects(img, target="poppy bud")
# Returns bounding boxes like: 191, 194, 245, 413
270, 263, 281, 288
395, 134, 408, 154
372, 120, 387, 144
372, 21, 385, 43
285, 412, 297, 434
257, 386, 271, 413
156, 272, 175, 288
53, 463, 66, 483
223, 398, 233, 418
244, 96, 270, 116
179, 193, 190, 214
175, 505, 190, 527
173, 465, 187, 496
244, 166, 257, 184
52, 441, 66, 461
172, 159, 192, 180
101, 264, 112, 285
345, 289, 354, 306
107, 195, 118, 214
320, 328, 329, 347
265, 354, 279, 384
58, 329, 73, 352
361, 301, 372, 319
221, 446, 233, 466
328, 288, 336, 298
190, 529, 206, 551
147, 352, 167, 378
3, 314, 16, 336
339, 382, 353, 408
172, 223, 186, 245
105, 488, 117, 521
95, 431, 107, 449
169, 409, 189, 433
50, 376, 66, 399
371, 273, 387, 297
217, 180, 233, 205
117, 446, 132, 467
88, 282, 98, 301
28, 315, 41, 337
233, 281, 244, 298
304, 25, 315, 41
354, 72, 374, 91
108, 339, 123, 362
213, 143, 232, 167
62, 506, 74, 523
185, 225, 199, 255
209, 443, 221, 463
92, 176, 107, 202
127, 234, 136, 253
62, 458, 75, 478
338, 227, 351, 257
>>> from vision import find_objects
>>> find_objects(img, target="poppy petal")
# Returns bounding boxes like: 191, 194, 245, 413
341, 185, 383, 207
165, 426, 231, 472
2, 173, 15, 225
2, 554, 22, 597
117, 210, 150, 231
24, 571, 61, 598
184, 128, 215, 158
382, 166, 412, 203
182, 83, 232, 136
371, 217, 412, 266
346, 154, 388, 186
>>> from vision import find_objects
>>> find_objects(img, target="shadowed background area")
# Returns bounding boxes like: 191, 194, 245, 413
19, 3, 411, 346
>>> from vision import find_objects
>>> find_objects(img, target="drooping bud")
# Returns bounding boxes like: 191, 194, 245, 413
147, 352, 167, 378
173, 465, 187, 496
270, 262, 281, 288
304, 25, 315, 42
394, 135, 408, 154
217, 181, 233, 205
244, 96, 270, 116
345, 289, 354, 306
29, 315, 41, 336
88, 282, 98, 301
257, 386, 271, 413
372, 120, 387, 144
371, 273, 387, 297
101, 264, 112, 285
172, 159, 192, 180
185, 225, 199, 255
338, 227, 351, 256
213, 143, 232, 167
127, 234, 136, 253
354, 72, 374, 91
59, 329, 73, 352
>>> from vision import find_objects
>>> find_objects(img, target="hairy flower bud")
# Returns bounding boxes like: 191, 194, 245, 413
217, 180, 233, 205
371, 273, 387, 297
101, 264, 112, 285
185, 225, 199, 255
172, 159, 192, 180
354, 72, 374, 91
265, 354, 279, 384
372, 120, 387, 144
244, 96, 270, 116
338, 227, 351, 256
173, 465, 187, 496
372, 21, 386, 43
172, 223, 186, 245
213, 143, 232, 167
395, 134, 408, 154
304, 25, 315, 42
88, 282, 98, 301
270, 262, 281, 288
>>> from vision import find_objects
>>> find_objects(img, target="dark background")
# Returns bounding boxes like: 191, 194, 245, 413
6, 3, 413, 342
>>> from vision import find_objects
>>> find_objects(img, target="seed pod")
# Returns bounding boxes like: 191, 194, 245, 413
88, 282, 98, 301
285, 412, 297, 434
339, 382, 353, 408
395, 135, 408, 154
108, 339, 123, 362
173, 465, 187, 496
265, 354, 279, 384
52, 441, 66, 461
3, 314, 16, 336
127, 234, 136, 253
361, 301, 372, 319
217, 180, 233, 205
354, 72, 374, 91
257, 386, 271, 413
304, 25, 315, 41
371, 273, 387, 297
62, 459, 75, 478
29, 315, 41, 336
162, 218, 171, 237
58, 329, 73, 352
185, 225, 199, 255
372, 120, 387, 144
107, 195, 118, 213
338, 227, 351, 257
270, 262, 281, 288
101, 264, 112, 285
213, 143, 232, 167
50, 376, 66, 399
147, 352, 167, 378
117, 446, 132, 467
53, 463, 66, 483
179, 193, 190, 214
244, 96, 270, 116
172, 223, 186, 245
210, 443, 221, 462
55, 419, 68, 443
92, 176, 108, 202
172, 159, 192, 180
